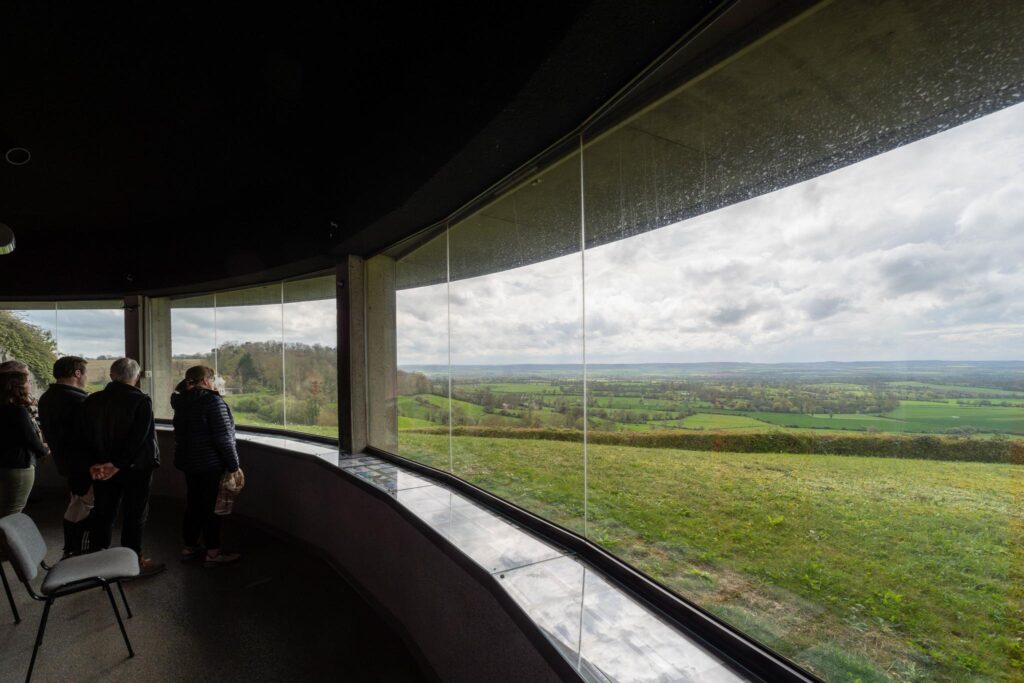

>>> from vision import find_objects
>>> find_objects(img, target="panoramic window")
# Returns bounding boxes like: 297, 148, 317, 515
379, 1, 1024, 680
167, 275, 338, 438
0, 301, 124, 393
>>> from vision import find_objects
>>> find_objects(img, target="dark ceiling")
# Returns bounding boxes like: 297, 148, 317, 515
0, 0, 722, 298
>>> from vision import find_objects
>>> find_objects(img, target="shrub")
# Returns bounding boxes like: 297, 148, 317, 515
233, 396, 261, 413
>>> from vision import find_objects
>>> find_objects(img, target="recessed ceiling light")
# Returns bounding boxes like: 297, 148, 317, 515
5, 147, 31, 166
0, 223, 15, 255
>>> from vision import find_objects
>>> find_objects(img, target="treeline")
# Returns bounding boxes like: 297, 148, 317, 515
405, 426, 1023, 464
180, 340, 338, 400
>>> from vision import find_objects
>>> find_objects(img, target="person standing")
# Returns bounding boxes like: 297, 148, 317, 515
37, 356, 93, 556
82, 357, 165, 576
171, 366, 241, 566
0, 370, 49, 516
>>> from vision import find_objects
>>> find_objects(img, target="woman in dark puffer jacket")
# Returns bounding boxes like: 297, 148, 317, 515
0, 370, 49, 516
171, 366, 240, 566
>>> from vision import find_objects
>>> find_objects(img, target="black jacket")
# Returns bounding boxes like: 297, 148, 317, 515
38, 383, 89, 477
81, 381, 160, 471
171, 388, 239, 473
0, 404, 49, 469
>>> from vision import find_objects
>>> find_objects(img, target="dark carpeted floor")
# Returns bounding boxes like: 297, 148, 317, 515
1, 492, 426, 682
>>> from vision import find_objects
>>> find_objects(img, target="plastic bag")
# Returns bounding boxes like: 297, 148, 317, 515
214, 468, 245, 516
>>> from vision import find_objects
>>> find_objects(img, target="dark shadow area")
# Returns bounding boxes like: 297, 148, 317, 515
1, 491, 426, 682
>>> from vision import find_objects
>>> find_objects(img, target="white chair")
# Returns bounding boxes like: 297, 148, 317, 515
0, 512, 140, 682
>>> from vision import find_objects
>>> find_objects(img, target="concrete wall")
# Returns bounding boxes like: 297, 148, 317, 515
31, 428, 568, 681
71, 431, 564, 683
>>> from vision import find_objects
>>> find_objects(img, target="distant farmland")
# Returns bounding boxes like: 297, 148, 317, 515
394, 361, 1023, 681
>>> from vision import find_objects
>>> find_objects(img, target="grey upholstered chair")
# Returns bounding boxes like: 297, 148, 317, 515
0, 513, 140, 682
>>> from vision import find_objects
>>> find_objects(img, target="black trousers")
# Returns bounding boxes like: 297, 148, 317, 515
183, 470, 223, 550
91, 469, 154, 555
62, 471, 95, 555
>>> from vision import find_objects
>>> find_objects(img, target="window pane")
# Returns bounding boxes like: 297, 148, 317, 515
395, 229, 451, 467
216, 293, 285, 430
283, 276, 338, 438
581, 1, 1024, 679
0, 303, 123, 394
448, 152, 585, 535
169, 295, 217, 418
54, 308, 124, 392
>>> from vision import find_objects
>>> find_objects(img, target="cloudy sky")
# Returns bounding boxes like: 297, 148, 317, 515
397, 101, 1024, 365
16, 307, 125, 359
170, 300, 336, 357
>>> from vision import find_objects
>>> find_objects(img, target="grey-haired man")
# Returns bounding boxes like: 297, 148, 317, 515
81, 357, 165, 576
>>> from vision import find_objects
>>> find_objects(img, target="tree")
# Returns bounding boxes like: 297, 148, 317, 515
0, 311, 57, 389
235, 352, 262, 391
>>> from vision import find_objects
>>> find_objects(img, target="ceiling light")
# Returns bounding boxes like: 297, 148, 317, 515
0, 223, 14, 255
5, 148, 31, 166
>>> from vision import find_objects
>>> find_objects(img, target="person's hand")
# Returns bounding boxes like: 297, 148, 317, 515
90, 463, 120, 480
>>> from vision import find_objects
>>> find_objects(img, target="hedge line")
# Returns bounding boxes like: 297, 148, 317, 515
404, 426, 1023, 464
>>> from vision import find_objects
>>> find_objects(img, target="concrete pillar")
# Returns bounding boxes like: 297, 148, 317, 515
339, 256, 368, 454
124, 295, 143, 363
146, 297, 174, 419
365, 255, 398, 453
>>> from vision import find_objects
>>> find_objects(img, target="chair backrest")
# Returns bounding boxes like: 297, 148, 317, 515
0, 513, 47, 582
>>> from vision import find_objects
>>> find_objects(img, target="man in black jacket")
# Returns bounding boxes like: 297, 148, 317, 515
82, 357, 165, 576
37, 356, 92, 557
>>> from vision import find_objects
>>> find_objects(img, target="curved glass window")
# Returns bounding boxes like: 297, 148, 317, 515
165, 275, 338, 438
375, 1, 1024, 680
0, 301, 124, 393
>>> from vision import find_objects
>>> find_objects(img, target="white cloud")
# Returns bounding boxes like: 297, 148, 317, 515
398, 101, 1024, 365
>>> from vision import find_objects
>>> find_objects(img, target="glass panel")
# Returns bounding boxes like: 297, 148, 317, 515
448, 152, 586, 535
170, 294, 217, 395
395, 228, 451, 466
53, 308, 125, 392
581, 1, 1024, 678
283, 276, 338, 438
211, 289, 284, 430
0, 303, 123, 394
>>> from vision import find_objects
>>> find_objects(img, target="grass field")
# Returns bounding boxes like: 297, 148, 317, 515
738, 411, 906, 431
885, 400, 1024, 433
231, 413, 339, 438
728, 400, 1024, 435
675, 412, 771, 430
398, 432, 1023, 682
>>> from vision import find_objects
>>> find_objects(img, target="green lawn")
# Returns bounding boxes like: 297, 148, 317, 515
398, 432, 1022, 683
675, 412, 771, 430
232, 413, 339, 438
885, 400, 1024, 433
398, 416, 437, 430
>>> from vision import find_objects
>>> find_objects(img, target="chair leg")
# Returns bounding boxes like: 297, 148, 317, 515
103, 584, 134, 658
116, 580, 132, 618
25, 597, 52, 683
1, 561, 20, 624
